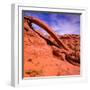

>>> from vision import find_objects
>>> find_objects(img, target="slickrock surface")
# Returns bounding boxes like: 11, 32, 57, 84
24, 17, 80, 77
24, 30, 80, 77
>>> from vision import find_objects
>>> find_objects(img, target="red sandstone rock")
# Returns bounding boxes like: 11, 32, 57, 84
24, 16, 80, 77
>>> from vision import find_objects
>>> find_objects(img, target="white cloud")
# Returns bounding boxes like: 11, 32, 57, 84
50, 14, 80, 35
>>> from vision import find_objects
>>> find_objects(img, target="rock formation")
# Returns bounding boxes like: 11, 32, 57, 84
24, 16, 71, 52
24, 16, 80, 77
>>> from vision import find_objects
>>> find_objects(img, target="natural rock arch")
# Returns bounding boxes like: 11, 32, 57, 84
24, 16, 72, 52
24, 16, 80, 66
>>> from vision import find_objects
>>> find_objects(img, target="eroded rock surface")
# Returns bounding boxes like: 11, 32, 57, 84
24, 17, 80, 77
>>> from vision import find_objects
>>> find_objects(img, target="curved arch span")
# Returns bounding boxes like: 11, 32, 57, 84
24, 16, 71, 52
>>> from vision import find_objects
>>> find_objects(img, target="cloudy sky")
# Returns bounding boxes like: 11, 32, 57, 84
23, 11, 80, 35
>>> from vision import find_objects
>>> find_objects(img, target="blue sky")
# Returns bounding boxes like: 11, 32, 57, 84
23, 11, 80, 35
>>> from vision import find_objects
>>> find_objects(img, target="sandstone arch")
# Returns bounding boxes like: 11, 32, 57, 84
24, 16, 80, 67
24, 16, 72, 52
